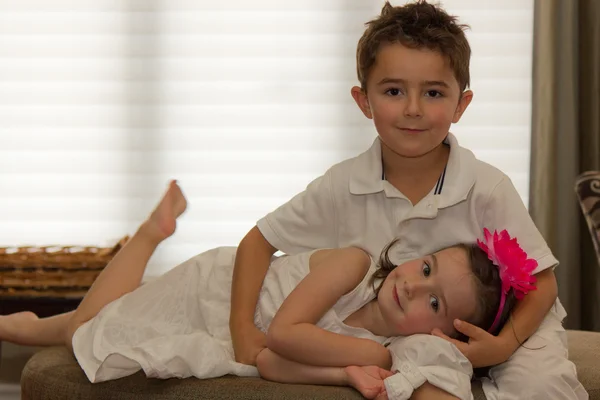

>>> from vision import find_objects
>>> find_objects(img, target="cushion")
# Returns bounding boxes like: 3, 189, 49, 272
20, 347, 484, 399
21, 331, 600, 400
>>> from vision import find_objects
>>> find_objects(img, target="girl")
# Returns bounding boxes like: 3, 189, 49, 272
0, 181, 530, 398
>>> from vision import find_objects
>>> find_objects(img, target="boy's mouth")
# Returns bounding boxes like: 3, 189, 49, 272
399, 128, 426, 134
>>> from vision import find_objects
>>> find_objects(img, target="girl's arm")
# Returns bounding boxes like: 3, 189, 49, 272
257, 348, 393, 399
266, 247, 391, 369
256, 348, 347, 385
412, 383, 460, 400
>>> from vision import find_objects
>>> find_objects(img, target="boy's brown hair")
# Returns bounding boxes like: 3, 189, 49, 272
356, 0, 471, 92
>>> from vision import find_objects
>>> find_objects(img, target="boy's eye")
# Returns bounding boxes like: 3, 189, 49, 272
422, 262, 431, 277
429, 296, 439, 312
385, 88, 401, 96
425, 90, 443, 98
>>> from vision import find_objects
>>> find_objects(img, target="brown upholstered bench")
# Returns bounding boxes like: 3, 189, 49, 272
20, 330, 600, 400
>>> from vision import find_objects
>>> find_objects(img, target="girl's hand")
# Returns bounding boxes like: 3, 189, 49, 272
432, 319, 513, 368
345, 365, 395, 400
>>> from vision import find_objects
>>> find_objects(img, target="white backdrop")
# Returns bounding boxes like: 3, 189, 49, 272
0, 0, 534, 276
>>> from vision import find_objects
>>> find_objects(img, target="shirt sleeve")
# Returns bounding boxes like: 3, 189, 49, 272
256, 170, 338, 255
481, 176, 559, 274
383, 335, 473, 400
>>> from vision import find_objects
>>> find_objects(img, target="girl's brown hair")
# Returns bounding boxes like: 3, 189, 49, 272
371, 239, 517, 338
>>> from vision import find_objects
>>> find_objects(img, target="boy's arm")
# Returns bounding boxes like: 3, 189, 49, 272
498, 267, 558, 354
266, 247, 391, 369
230, 226, 277, 365
434, 176, 560, 367
231, 171, 338, 365
483, 177, 560, 360
434, 268, 558, 368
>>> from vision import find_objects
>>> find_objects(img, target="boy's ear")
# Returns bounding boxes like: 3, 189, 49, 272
351, 86, 373, 119
452, 90, 473, 123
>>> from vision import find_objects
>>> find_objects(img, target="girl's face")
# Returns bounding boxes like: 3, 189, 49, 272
377, 246, 478, 337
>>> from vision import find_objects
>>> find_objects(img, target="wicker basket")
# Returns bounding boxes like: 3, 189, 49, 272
0, 236, 129, 298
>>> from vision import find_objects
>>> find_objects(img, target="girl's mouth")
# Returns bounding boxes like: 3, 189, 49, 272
393, 285, 403, 310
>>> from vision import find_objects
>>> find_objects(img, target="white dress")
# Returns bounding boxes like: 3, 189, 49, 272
72, 246, 388, 383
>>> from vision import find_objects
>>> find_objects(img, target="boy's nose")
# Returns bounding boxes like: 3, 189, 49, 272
403, 96, 423, 118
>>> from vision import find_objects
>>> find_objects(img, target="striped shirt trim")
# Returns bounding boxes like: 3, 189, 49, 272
434, 165, 447, 195
382, 165, 447, 194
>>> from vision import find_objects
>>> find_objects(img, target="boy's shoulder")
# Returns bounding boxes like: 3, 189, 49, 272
445, 133, 503, 176
470, 154, 510, 187
435, 135, 511, 208
451, 144, 527, 215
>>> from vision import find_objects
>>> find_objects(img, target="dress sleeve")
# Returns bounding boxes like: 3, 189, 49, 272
383, 335, 474, 400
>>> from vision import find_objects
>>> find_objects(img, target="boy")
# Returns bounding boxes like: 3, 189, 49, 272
230, 1, 587, 399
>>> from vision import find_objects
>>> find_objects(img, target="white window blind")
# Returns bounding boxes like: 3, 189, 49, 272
0, 0, 533, 277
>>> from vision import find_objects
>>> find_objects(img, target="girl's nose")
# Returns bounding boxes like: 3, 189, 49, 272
404, 280, 422, 298
404, 279, 430, 299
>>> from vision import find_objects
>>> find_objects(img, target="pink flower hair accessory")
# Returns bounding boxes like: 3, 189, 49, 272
477, 228, 538, 333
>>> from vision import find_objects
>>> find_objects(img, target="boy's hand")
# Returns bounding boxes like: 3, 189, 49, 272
231, 325, 266, 366
432, 320, 512, 368
344, 365, 394, 400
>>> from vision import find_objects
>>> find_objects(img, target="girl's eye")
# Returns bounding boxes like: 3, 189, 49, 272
429, 296, 439, 312
422, 262, 431, 277
425, 90, 443, 98
385, 88, 401, 96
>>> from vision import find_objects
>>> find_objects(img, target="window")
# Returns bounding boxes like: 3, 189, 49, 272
0, 0, 533, 276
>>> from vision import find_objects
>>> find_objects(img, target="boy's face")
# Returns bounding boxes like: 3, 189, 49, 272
352, 43, 472, 159
377, 247, 478, 337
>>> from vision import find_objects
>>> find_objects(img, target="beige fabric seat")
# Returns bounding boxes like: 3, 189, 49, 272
20, 330, 600, 400
20, 172, 600, 399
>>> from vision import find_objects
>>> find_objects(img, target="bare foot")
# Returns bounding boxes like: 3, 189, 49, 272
145, 180, 188, 241
0, 311, 39, 342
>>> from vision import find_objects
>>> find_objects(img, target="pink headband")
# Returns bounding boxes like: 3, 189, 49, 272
477, 228, 538, 333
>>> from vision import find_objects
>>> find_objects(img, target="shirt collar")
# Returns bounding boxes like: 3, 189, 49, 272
437, 132, 477, 208
349, 133, 477, 208
349, 138, 385, 195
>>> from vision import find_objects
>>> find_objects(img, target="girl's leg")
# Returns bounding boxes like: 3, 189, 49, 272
0, 180, 187, 349
0, 311, 73, 346
65, 180, 187, 347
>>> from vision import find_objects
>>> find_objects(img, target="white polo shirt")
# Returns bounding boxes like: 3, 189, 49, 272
257, 133, 557, 274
